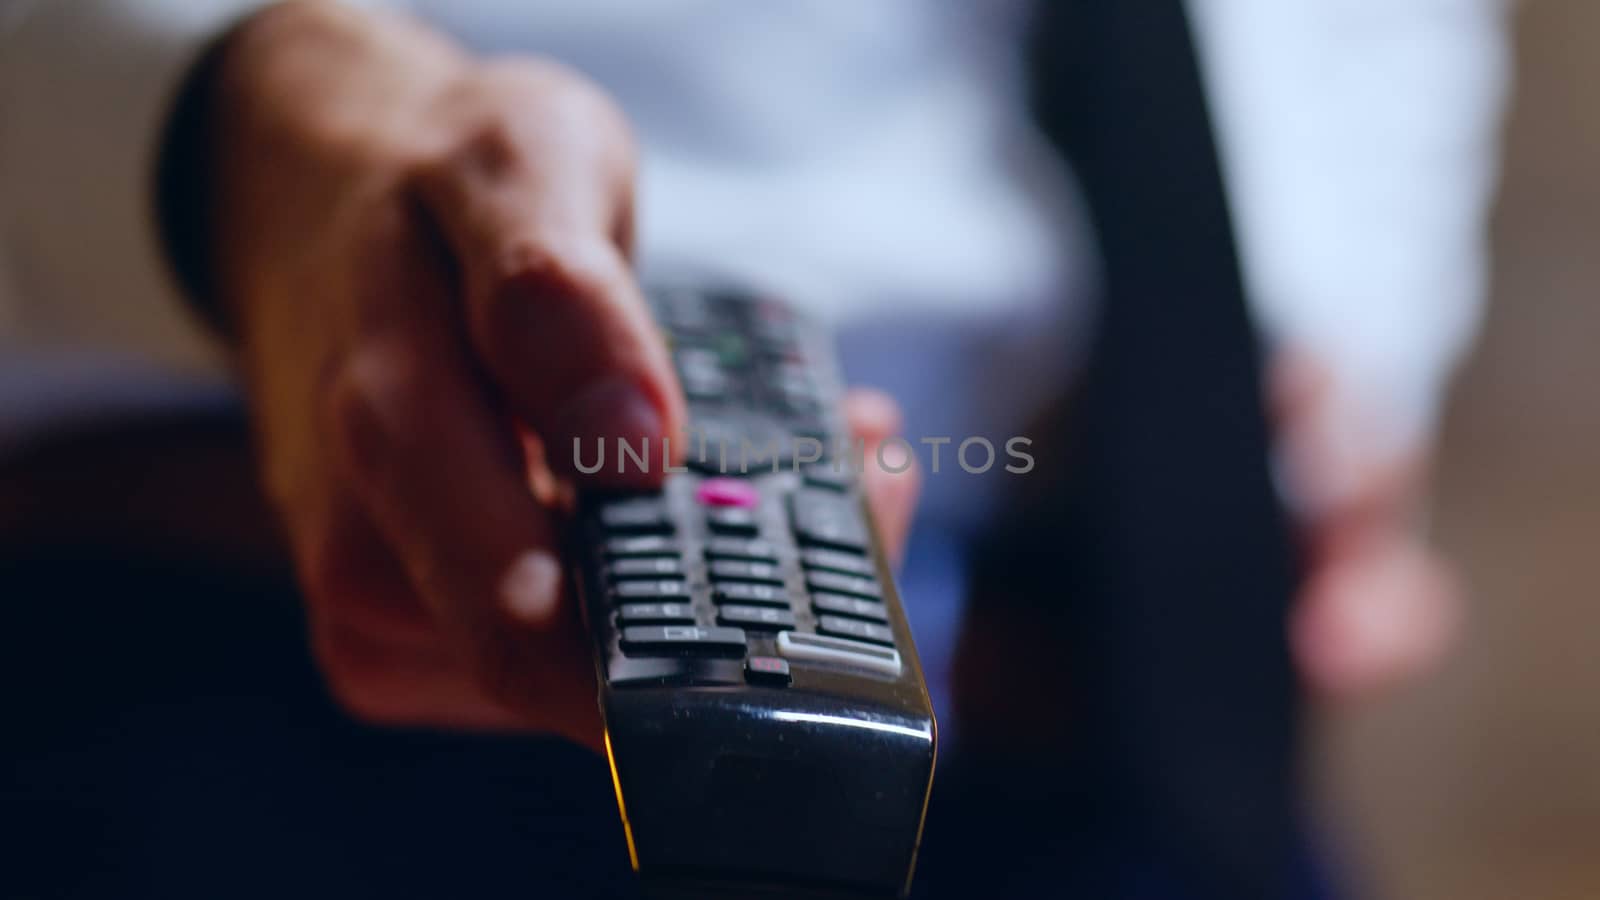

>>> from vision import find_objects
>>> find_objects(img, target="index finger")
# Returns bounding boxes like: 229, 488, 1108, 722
325, 219, 600, 743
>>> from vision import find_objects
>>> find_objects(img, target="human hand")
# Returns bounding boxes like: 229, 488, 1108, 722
952, 349, 1460, 747
194, 2, 920, 747
1272, 352, 1461, 702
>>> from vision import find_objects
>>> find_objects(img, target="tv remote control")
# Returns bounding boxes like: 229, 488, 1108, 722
571, 285, 937, 899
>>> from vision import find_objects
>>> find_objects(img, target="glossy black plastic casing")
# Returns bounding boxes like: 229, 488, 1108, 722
579, 490, 936, 896
574, 292, 937, 898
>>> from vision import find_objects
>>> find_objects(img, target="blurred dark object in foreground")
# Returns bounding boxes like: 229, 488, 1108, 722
0, 412, 1320, 900
946, 1, 1302, 897
0, 543, 639, 900
0, 523, 1329, 900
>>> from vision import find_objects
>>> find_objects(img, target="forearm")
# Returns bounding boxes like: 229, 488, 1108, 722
1189, 0, 1512, 453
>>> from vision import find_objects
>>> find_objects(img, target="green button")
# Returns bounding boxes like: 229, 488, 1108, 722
716, 334, 747, 366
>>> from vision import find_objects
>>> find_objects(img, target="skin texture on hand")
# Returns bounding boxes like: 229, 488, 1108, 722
194, 3, 920, 750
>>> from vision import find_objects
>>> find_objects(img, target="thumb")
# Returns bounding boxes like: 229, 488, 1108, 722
412, 63, 683, 487
844, 388, 920, 568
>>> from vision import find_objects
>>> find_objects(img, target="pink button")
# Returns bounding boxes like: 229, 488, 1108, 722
696, 477, 759, 508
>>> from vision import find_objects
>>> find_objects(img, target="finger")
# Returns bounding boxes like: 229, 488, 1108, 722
327, 325, 602, 741
844, 388, 920, 568
294, 490, 438, 649
312, 619, 552, 736
325, 225, 599, 744
412, 63, 682, 487
1290, 533, 1462, 702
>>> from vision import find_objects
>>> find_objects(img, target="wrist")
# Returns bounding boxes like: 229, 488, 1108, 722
157, 2, 466, 344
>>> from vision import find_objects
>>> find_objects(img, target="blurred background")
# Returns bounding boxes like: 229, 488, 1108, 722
3, 1, 1597, 897
1312, 1, 1600, 897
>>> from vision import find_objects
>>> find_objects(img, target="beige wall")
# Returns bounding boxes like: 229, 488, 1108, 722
1315, 2, 1600, 897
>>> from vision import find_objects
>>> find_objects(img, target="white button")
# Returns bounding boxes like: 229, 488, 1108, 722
777, 630, 902, 676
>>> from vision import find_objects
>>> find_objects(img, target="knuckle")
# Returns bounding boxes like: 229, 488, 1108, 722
323, 362, 386, 482
417, 62, 634, 195
474, 233, 621, 352
322, 342, 421, 484
456, 114, 525, 179
497, 230, 614, 298
408, 114, 522, 202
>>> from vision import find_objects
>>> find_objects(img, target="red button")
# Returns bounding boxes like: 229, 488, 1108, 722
696, 477, 759, 508
745, 655, 791, 686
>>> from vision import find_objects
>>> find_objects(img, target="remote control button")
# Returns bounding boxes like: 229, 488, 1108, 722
735, 441, 793, 473
801, 463, 855, 493
708, 559, 784, 585
749, 307, 799, 350
687, 417, 792, 475
777, 630, 902, 676
686, 418, 741, 474
717, 604, 796, 631
801, 548, 876, 577
764, 366, 820, 416
810, 592, 889, 623
617, 602, 697, 625
804, 570, 881, 600
744, 656, 792, 686
612, 579, 691, 603
713, 333, 749, 368
816, 615, 895, 647
775, 394, 821, 418
621, 625, 747, 657
712, 582, 790, 608
607, 657, 744, 687
608, 557, 684, 581
604, 536, 680, 559
655, 287, 714, 334
786, 422, 836, 460
677, 346, 721, 372
679, 353, 732, 401
677, 347, 727, 394
695, 477, 760, 509
704, 537, 778, 563
706, 507, 760, 536
598, 497, 673, 535
767, 390, 820, 419
682, 373, 730, 403
789, 490, 868, 553
788, 418, 831, 439
768, 361, 811, 388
